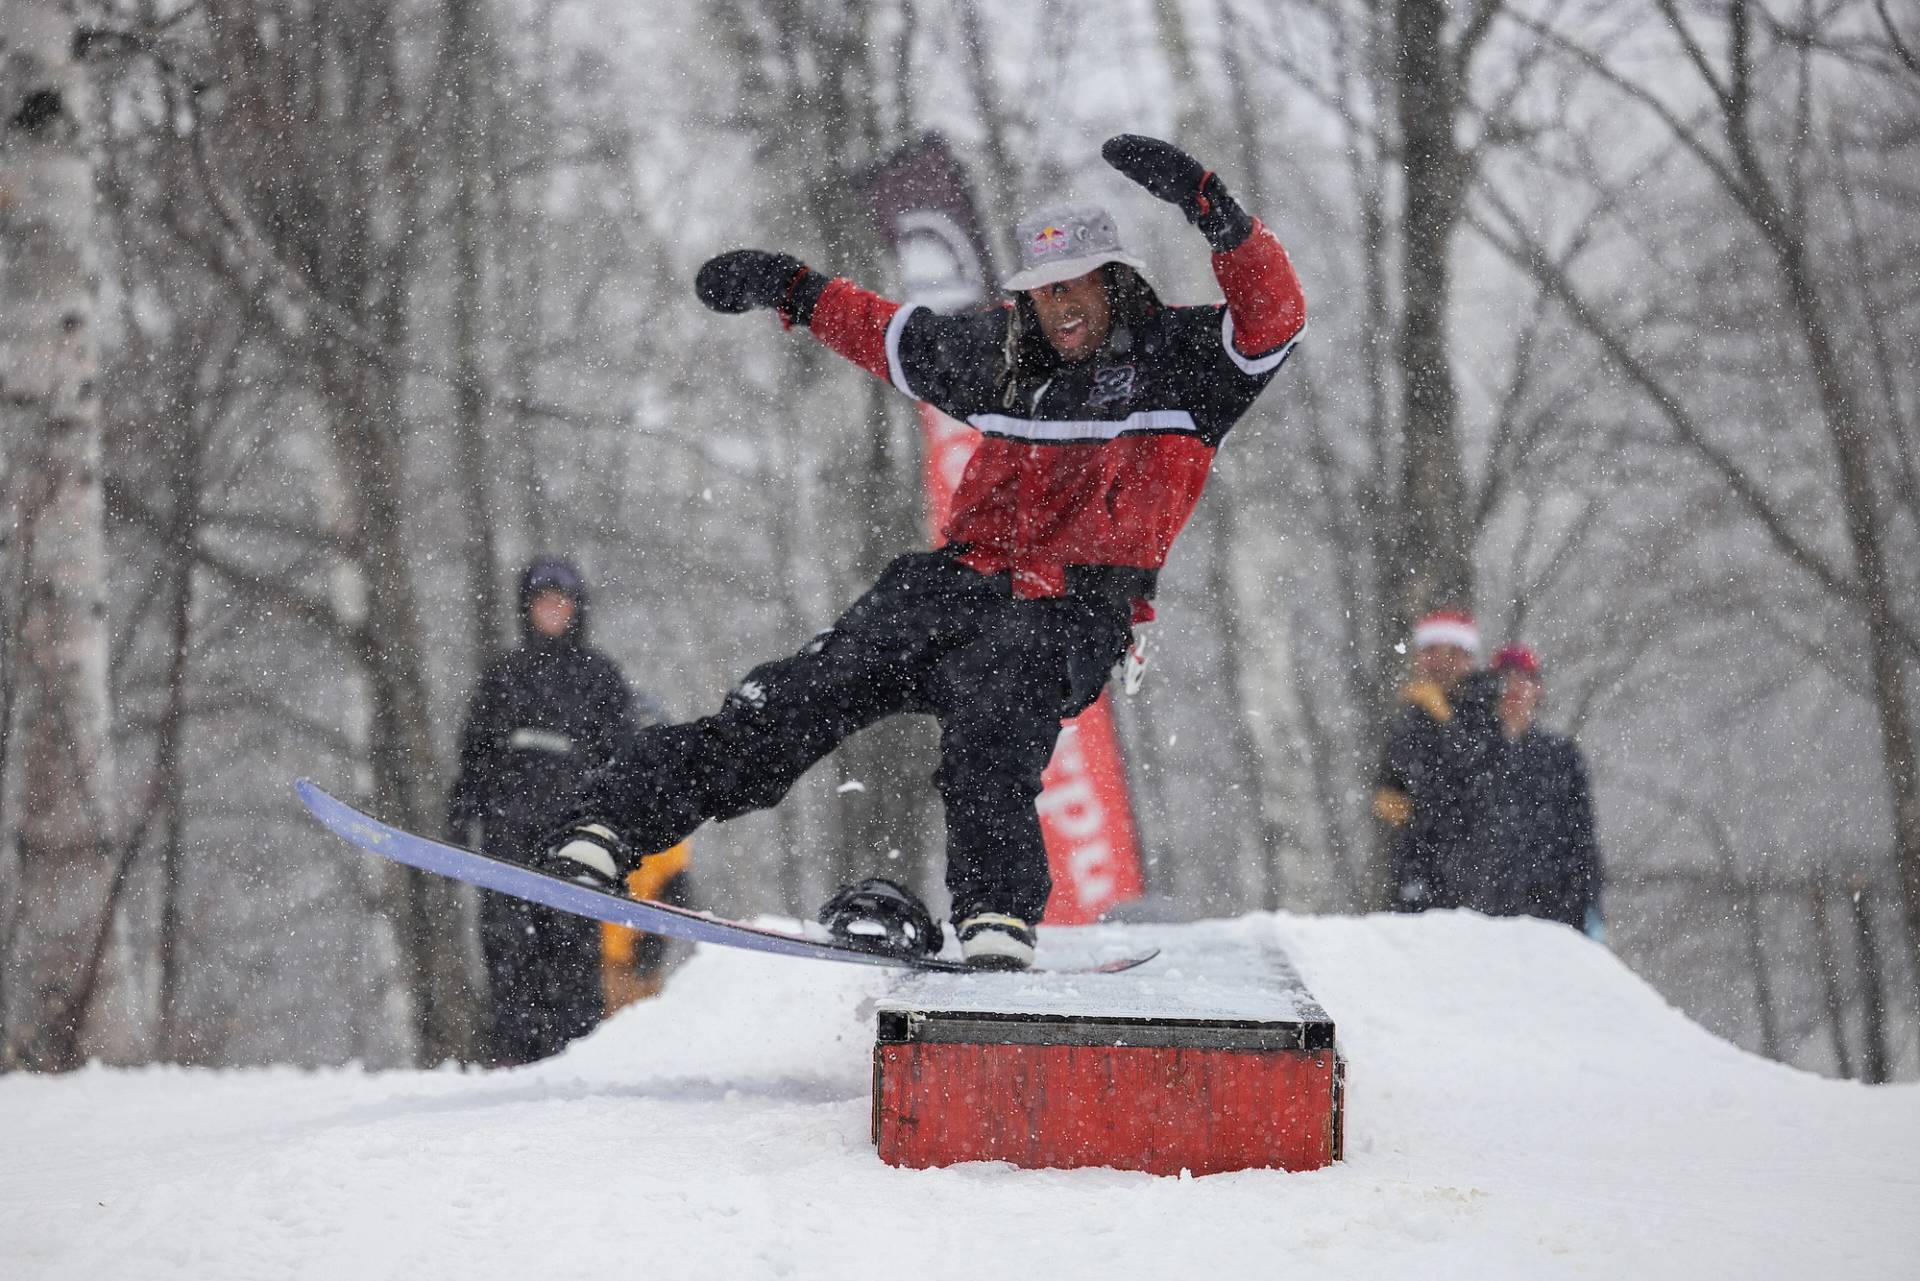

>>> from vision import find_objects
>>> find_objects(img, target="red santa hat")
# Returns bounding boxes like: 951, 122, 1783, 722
1413, 610, 1482, 657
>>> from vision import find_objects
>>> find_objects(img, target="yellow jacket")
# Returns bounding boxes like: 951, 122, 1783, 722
602, 842, 691, 1009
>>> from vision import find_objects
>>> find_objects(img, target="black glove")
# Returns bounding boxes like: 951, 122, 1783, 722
1101, 134, 1254, 253
695, 249, 830, 325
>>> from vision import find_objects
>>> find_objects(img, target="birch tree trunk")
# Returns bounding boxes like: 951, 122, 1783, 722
0, 2, 152, 1069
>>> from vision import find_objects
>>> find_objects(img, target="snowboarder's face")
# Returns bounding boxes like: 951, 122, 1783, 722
1027, 270, 1112, 361
529, 590, 577, 638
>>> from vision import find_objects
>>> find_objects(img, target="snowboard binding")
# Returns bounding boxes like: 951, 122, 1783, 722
817, 877, 944, 959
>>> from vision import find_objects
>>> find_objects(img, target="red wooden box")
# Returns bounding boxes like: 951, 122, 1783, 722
871, 949, 1343, 1176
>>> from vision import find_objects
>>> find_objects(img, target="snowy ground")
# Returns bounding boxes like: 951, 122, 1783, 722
4, 912, 1916, 1280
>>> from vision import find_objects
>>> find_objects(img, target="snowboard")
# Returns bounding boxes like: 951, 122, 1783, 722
296, 780, 1157, 975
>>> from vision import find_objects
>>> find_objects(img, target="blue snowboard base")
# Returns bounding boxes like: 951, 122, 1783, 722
296, 780, 1156, 975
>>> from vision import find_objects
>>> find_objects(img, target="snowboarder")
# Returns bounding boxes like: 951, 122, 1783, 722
1486, 645, 1604, 937
1374, 610, 1504, 913
447, 558, 658, 1063
544, 135, 1307, 970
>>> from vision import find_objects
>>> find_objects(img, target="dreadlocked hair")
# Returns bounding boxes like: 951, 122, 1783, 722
1104, 262, 1164, 328
999, 263, 1163, 409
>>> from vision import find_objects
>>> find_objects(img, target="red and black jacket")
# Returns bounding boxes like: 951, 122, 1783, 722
805, 221, 1306, 601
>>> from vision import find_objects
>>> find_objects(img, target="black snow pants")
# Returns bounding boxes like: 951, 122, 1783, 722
579, 547, 1134, 923
480, 816, 604, 1065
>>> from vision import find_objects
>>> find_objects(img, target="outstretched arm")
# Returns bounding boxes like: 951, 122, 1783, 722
695, 249, 1000, 412
807, 278, 906, 383
696, 248, 898, 380
1103, 134, 1306, 358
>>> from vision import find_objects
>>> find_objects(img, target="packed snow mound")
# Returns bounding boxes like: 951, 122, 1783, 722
2, 913, 1915, 1280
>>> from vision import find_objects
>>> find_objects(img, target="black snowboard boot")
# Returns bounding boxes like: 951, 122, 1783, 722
818, 878, 943, 959
537, 820, 634, 893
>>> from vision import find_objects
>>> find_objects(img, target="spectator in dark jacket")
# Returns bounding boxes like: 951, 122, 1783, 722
446, 558, 659, 1065
1375, 610, 1503, 912
1487, 645, 1604, 937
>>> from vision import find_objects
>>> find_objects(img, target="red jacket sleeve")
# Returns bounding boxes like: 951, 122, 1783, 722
1212, 219, 1306, 357
806, 277, 902, 382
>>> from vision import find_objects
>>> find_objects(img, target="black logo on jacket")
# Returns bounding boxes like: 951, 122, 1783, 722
1087, 362, 1137, 413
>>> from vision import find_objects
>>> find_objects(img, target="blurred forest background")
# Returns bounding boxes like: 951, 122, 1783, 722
3, 0, 1917, 1081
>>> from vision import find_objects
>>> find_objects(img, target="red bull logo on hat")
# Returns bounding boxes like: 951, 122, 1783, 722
1032, 225, 1069, 254
1004, 203, 1147, 293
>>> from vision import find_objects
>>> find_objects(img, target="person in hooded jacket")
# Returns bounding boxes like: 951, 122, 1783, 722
446, 558, 662, 1065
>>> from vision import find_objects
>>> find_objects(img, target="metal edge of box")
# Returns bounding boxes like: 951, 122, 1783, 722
875, 1007, 1336, 1052
1331, 1052, 1347, 1163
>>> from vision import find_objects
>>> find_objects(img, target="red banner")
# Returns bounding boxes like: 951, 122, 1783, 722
866, 136, 1146, 924
1033, 690, 1146, 921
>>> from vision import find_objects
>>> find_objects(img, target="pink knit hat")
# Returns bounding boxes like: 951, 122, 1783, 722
1491, 644, 1541, 676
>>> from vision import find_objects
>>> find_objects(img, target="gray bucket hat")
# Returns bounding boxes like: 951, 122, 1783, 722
1003, 202, 1148, 293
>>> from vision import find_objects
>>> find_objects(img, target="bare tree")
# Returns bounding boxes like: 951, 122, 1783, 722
71, 0, 490, 1063
1262, 0, 1570, 906
1384, 0, 1502, 630
1846, 872, 1895, 1084
1475, 0, 1920, 1023
0, 0, 154, 1069
442, 0, 507, 666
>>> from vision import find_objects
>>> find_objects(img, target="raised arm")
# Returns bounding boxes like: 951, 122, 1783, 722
1102, 134, 1306, 357
1212, 223, 1307, 358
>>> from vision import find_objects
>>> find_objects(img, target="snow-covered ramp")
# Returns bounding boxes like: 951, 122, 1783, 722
1, 912, 1914, 1279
